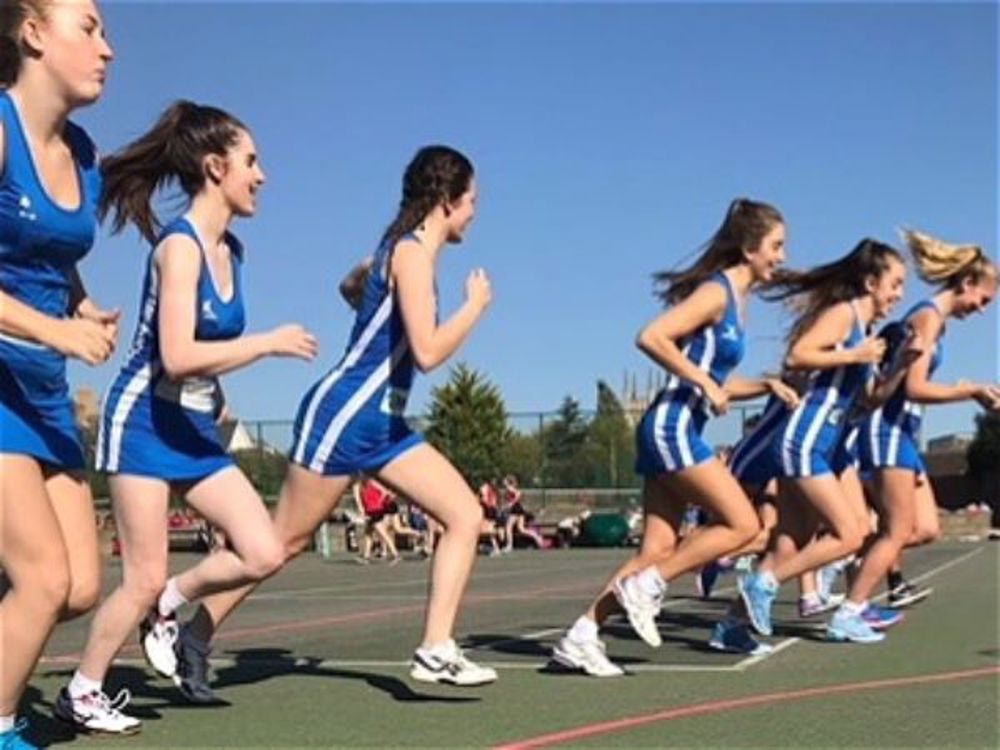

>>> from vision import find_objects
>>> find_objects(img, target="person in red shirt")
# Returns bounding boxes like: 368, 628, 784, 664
502, 475, 543, 551
356, 477, 401, 564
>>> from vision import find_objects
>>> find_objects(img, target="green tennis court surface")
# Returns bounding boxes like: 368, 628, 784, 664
23, 540, 999, 748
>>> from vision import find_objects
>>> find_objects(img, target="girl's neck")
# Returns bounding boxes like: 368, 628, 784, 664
853, 295, 876, 326
186, 194, 233, 248
412, 210, 449, 262
8, 80, 71, 144
724, 263, 755, 296
932, 288, 956, 318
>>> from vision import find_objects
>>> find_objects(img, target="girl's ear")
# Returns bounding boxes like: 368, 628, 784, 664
204, 153, 227, 185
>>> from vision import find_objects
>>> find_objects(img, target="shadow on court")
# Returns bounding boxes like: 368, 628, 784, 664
212, 647, 481, 704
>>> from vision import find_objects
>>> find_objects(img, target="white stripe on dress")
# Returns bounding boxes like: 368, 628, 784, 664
309, 339, 409, 473
292, 295, 394, 464
104, 363, 155, 472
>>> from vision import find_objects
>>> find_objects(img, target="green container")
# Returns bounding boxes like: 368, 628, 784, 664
581, 513, 629, 547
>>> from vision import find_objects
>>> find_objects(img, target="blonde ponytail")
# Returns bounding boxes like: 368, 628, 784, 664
902, 229, 992, 286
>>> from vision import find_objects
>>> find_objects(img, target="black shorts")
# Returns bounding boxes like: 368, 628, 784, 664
368, 501, 399, 525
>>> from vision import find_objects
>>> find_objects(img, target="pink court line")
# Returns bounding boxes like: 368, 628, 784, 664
492, 665, 1000, 750
45, 579, 598, 662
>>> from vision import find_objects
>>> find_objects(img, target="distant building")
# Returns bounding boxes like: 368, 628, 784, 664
922, 432, 988, 512
218, 418, 258, 452
620, 369, 667, 427
924, 433, 973, 478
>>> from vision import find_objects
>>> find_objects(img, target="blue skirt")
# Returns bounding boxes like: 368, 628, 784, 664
96, 378, 232, 482
0, 338, 84, 469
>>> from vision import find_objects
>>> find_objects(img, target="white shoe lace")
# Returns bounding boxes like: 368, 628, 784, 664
94, 688, 132, 718
450, 648, 479, 672
158, 619, 179, 643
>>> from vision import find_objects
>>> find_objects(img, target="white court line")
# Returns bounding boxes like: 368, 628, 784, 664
460, 583, 746, 668
733, 546, 986, 672
247, 559, 621, 601
466, 627, 566, 652
733, 634, 802, 671
38, 655, 742, 673
263, 594, 613, 602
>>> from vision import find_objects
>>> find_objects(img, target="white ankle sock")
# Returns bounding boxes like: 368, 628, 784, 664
68, 670, 102, 699
800, 592, 821, 606
158, 577, 189, 617
841, 599, 866, 616
568, 615, 599, 643
0, 715, 15, 733
421, 639, 456, 656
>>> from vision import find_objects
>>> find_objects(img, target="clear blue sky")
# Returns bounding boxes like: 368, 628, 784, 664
70, 0, 998, 445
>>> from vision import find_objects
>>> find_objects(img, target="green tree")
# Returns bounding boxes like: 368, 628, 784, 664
542, 396, 591, 487
967, 411, 1000, 480
587, 381, 636, 488
499, 430, 543, 486
234, 448, 288, 500
968, 412, 1000, 526
425, 363, 511, 485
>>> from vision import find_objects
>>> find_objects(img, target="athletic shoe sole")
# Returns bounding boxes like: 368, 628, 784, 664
887, 587, 933, 609
409, 663, 496, 686
550, 645, 623, 678
826, 628, 885, 644
53, 704, 142, 736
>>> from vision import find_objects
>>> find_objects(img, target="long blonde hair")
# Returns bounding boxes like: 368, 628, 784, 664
903, 229, 995, 288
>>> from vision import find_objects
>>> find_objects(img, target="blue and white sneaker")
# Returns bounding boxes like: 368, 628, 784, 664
861, 604, 904, 631
0, 719, 36, 750
708, 621, 774, 656
827, 608, 886, 643
739, 572, 777, 637
816, 560, 843, 602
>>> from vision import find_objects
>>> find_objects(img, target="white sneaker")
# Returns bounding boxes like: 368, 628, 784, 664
410, 640, 498, 686
140, 611, 179, 678
551, 635, 624, 677
53, 687, 142, 735
613, 575, 663, 648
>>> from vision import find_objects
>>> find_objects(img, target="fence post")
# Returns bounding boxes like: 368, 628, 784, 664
538, 411, 546, 510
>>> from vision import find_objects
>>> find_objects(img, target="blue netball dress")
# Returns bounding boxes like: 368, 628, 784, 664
0, 92, 101, 468
290, 234, 424, 475
859, 300, 944, 474
729, 394, 788, 488
772, 302, 873, 478
95, 217, 244, 480
832, 422, 861, 475
636, 271, 746, 475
